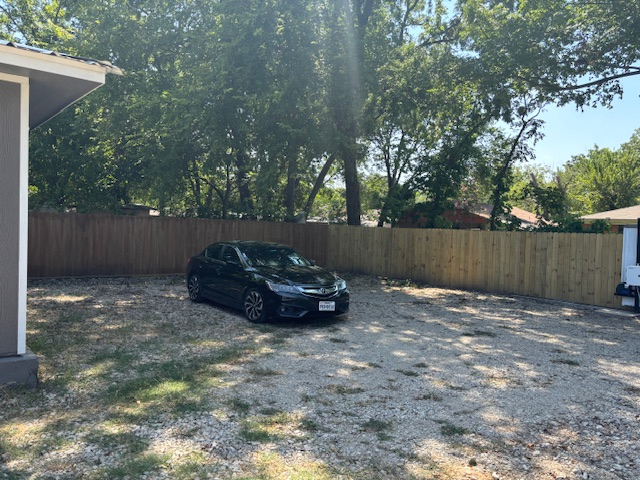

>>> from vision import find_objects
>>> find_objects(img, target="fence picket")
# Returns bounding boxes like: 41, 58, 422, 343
27, 212, 624, 309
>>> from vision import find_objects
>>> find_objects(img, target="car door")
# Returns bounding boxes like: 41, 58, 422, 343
213, 245, 249, 307
199, 243, 224, 297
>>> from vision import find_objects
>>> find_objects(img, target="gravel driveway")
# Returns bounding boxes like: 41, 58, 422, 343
1, 274, 639, 479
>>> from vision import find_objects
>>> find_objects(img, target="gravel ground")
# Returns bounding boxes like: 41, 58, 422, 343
1, 274, 639, 480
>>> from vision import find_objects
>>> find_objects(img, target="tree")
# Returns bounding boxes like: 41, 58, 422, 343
0, 0, 73, 46
457, 0, 640, 108
485, 98, 544, 230
564, 143, 640, 214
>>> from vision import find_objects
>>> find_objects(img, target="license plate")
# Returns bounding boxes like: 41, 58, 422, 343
319, 301, 335, 312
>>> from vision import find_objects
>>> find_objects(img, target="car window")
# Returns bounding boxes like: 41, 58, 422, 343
205, 244, 223, 259
222, 246, 241, 264
242, 245, 311, 267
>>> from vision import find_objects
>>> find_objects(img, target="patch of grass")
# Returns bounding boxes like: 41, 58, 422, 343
361, 418, 392, 432
551, 358, 580, 366
360, 418, 393, 440
104, 353, 227, 411
240, 451, 335, 480
238, 425, 274, 443
264, 332, 291, 346
461, 330, 497, 338
227, 397, 252, 414
328, 337, 348, 344
0, 433, 27, 463
0, 467, 25, 480
327, 384, 365, 395
170, 451, 210, 479
90, 453, 169, 479
57, 311, 85, 324
89, 349, 137, 369
415, 392, 443, 401
446, 384, 468, 392
300, 418, 319, 432
209, 345, 258, 364
238, 412, 299, 443
26, 334, 57, 357
383, 278, 418, 288
258, 407, 283, 416
251, 324, 279, 334
396, 369, 420, 377
85, 431, 148, 455
173, 398, 208, 414
412, 362, 428, 368
248, 367, 282, 377
437, 420, 469, 436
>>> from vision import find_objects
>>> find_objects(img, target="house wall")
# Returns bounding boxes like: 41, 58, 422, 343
0, 79, 22, 356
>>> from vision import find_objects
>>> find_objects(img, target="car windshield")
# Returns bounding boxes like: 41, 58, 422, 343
241, 245, 312, 268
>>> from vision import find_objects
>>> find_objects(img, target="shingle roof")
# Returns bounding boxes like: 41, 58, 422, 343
0, 40, 122, 75
582, 205, 640, 224
473, 203, 539, 225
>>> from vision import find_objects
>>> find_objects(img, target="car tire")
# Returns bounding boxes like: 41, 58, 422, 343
188, 273, 203, 302
243, 288, 268, 323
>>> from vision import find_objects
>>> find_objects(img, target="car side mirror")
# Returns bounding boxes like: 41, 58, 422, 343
309, 259, 316, 266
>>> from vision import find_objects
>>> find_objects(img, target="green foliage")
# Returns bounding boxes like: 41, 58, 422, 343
564, 133, 640, 214
361, 173, 387, 211
6, 0, 639, 224
0, 0, 74, 46
310, 184, 346, 223
458, 0, 640, 108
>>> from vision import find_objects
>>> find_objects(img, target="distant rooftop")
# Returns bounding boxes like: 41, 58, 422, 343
0, 40, 122, 75
582, 205, 640, 225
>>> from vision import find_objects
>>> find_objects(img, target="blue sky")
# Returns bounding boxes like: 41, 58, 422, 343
532, 77, 640, 170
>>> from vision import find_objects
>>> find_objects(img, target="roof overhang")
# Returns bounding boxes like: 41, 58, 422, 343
582, 217, 638, 226
0, 42, 122, 128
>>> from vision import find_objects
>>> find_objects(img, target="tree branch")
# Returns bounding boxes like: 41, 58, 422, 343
538, 67, 640, 93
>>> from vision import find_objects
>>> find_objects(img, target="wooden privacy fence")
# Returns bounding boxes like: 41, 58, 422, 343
28, 212, 624, 308
28, 212, 330, 278
327, 226, 623, 308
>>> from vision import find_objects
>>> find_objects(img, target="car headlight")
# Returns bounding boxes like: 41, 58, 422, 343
336, 278, 347, 291
266, 281, 300, 294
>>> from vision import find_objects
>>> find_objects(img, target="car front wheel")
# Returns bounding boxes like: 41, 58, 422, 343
243, 288, 268, 323
188, 274, 203, 302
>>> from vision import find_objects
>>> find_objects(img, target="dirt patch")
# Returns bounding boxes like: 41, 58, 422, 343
0, 274, 638, 479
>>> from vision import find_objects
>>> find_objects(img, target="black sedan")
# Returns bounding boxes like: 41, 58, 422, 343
186, 241, 349, 322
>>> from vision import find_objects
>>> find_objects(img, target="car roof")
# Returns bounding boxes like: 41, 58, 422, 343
216, 240, 292, 249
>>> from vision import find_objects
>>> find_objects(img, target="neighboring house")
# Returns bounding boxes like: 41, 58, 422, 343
582, 205, 640, 233
121, 203, 160, 216
398, 203, 540, 230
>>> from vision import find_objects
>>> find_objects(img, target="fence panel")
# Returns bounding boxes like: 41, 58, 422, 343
28, 213, 624, 308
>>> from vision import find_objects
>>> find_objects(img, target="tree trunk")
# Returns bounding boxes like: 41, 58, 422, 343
235, 150, 254, 216
304, 153, 336, 216
284, 149, 297, 221
343, 146, 361, 225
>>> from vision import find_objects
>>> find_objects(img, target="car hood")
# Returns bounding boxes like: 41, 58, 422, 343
254, 265, 337, 286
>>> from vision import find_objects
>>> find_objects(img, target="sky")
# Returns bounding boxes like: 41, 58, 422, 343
533, 77, 640, 170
